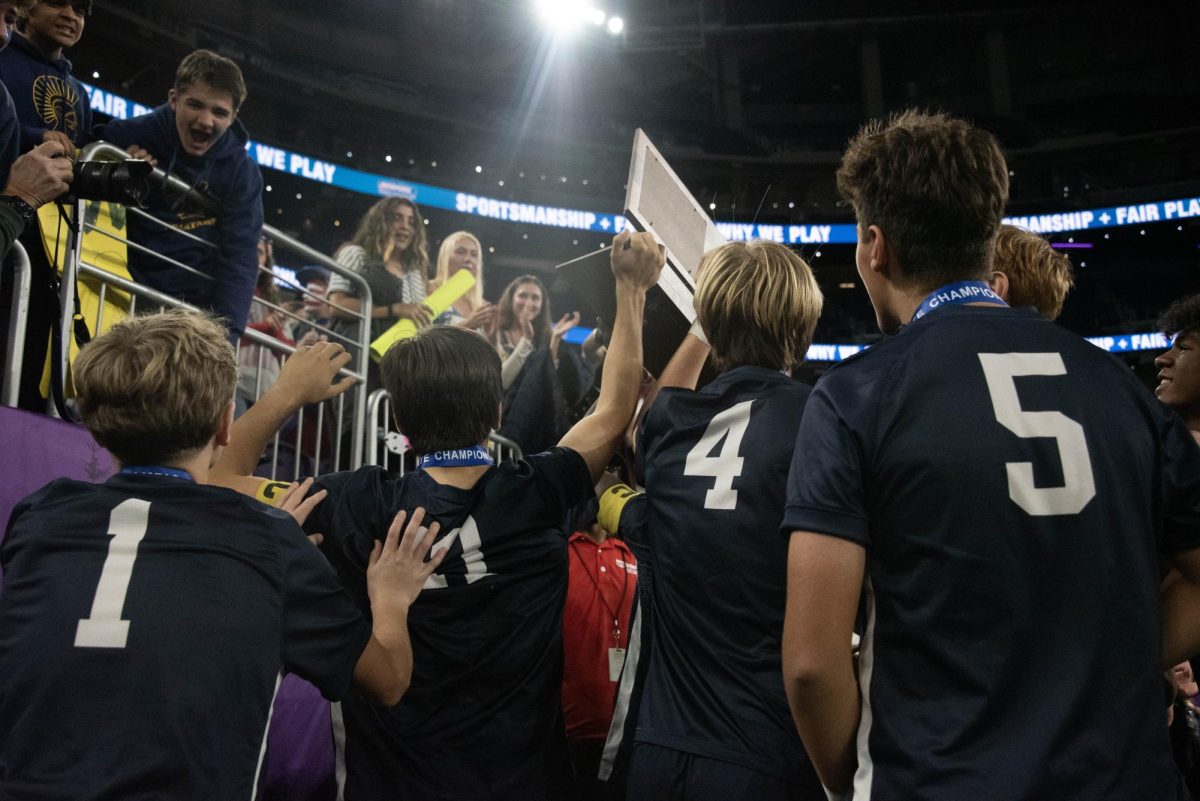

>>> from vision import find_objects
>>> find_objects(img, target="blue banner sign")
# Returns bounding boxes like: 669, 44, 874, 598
83, 83, 1200, 240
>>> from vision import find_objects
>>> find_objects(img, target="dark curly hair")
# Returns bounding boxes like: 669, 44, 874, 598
836, 109, 1010, 289
1158, 294, 1200, 341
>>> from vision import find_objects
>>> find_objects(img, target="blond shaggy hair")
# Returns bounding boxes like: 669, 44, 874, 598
837, 109, 1009, 289
694, 241, 823, 372
993, 225, 1074, 320
73, 310, 237, 465
432, 231, 484, 310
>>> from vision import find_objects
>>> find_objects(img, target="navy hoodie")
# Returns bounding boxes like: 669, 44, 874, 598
0, 31, 92, 150
98, 104, 264, 338
0, 84, 19, 190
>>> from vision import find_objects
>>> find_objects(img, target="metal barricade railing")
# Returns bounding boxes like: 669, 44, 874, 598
47, 141, 375, 478
2, 241, 32, 407
365, 388, 524, 474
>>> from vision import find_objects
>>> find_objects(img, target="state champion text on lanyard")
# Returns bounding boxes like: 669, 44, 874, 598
417, 446, 495, 470
119, 466, 195, 482
911, 280, 1008, 323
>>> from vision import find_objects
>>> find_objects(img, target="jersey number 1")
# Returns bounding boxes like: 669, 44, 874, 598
979, 353, 1096, 516
75, 498, 151, 649
684, 400, 755, 510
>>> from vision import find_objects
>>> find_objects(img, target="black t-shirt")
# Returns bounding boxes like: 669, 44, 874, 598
784, 305, 1200, 800
0, 475, 368, 801
614, 366, 820, 785
307, 447, 594, 801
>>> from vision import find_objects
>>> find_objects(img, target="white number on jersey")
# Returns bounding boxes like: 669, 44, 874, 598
684, 400, 755, 510
422, 515, 491, 589
978, 353, 1097, 516
75, 498, 151, 649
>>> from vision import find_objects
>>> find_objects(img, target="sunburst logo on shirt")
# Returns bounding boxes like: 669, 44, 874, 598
32, 75, 79, 137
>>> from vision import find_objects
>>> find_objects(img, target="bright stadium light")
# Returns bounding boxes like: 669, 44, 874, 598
534, 0, 622, 37
533, 0, 587, 34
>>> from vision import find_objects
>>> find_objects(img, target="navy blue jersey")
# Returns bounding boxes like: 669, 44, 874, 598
609, 366, 819, 785
0, 474, 369, 801
784, 305, 1200, 801
307, 447, 594, 801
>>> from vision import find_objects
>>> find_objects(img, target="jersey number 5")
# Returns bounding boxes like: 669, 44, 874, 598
684, 400, 755, 510
979, 353, 1096, 516
75, 499, 151, 649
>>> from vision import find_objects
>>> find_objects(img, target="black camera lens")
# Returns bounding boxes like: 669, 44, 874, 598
69, 159, 153, 207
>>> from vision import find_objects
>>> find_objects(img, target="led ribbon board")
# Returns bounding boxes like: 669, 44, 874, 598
82, 84, 1200, 240
804, 332, 1169, 363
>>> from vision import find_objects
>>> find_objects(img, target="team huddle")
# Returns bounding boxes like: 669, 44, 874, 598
3, 110, 1200, 801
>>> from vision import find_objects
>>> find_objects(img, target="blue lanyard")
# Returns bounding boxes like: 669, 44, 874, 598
417, 446, 494, 470
119, 465, 195, 482
911, 280, 1007, 323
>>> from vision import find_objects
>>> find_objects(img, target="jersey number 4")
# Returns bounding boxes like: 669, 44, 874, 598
684, 400, 755, 510
75, 499, 150, 649
979, 353, 1096, 516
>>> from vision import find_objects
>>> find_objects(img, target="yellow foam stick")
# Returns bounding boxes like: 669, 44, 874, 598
370, 269, 476, 362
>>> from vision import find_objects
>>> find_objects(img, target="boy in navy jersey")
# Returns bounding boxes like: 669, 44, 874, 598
212, 230, 665, 800
597, 240, 826, 800
782, 110, 1200, 800
0, 311, 442, 800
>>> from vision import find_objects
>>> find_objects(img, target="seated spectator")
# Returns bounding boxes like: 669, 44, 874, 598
211, 230, 664, 801
432, 230, 496, 332
0, 310, 441, 798
562, 497, 637, 801
0, 0, 92, 154
327, 196, 431, 388
988, 224, 1075, 320
1155, 294, 1200, 444
97, 49, 264, 342
493, 274, 602, 453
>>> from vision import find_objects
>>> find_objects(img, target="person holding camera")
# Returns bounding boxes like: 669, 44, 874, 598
96, 49, 264, 342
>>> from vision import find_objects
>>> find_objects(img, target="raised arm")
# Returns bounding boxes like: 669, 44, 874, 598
558, 230, 664, 480
210, 342, 355, 485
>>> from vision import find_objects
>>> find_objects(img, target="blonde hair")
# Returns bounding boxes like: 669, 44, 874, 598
695, 241, 823, 371
993, 225, 1074, 321
343, 197, 430, 277
432, 231, 484, 309
74, 310, 237, 465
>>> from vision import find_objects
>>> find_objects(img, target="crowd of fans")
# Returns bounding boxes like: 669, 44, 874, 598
2, 5, 1200, 801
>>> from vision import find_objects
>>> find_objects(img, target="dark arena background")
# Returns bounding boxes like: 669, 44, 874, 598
77, 0, 1200, 384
